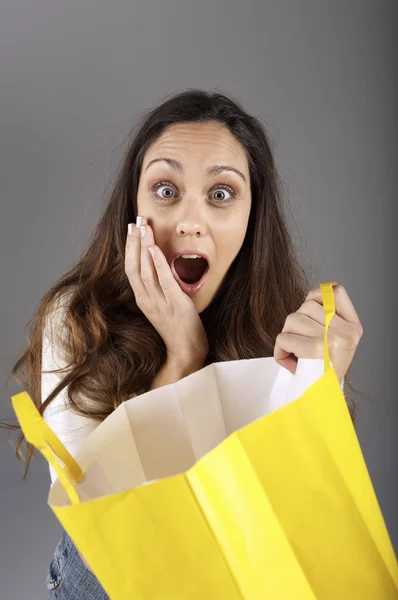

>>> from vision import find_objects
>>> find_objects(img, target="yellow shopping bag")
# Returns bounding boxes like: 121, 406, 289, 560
12, 283, 398, 599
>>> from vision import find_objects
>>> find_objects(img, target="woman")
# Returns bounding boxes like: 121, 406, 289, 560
5, 89, 362, 598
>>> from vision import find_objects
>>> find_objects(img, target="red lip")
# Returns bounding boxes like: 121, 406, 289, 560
170, 250, 210, 296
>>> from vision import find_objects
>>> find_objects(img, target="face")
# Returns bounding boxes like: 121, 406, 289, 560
137, 121, 252, 313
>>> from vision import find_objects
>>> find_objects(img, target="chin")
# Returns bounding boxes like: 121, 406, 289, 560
192, 284, 220, 314
191, 295, 208, 314
188, 286, 214, 313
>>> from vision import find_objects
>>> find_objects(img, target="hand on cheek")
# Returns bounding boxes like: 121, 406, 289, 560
125, 217, 209, 363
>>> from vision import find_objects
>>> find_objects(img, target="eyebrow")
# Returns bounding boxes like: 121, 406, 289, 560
144, 157, 247, 183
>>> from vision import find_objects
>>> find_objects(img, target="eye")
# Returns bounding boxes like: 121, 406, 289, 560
210, 185, 236, 204
150, 181, 176, 201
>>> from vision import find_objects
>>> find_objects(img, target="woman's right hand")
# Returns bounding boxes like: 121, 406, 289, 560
125, 217, 209, 364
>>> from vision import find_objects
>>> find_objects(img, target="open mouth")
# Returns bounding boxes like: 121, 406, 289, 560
174, 256, 208, 284
171, 255, 209, 295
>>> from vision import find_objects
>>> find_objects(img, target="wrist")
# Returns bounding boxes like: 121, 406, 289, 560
149, 352, 205, 392
167, 349, 206, 373
166, 353, 205, 377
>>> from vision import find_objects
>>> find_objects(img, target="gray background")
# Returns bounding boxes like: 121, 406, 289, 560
1, 1, 397, 598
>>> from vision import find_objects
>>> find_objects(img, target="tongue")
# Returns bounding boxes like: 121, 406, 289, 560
174, 257, 208, 284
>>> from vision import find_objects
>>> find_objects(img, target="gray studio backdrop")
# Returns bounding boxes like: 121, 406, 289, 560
1, 1, 397, 598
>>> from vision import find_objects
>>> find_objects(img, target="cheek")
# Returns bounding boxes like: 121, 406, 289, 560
213, 214, 249, 265
136, 189, 149, 218
144, 214, 172, 250
151, 224, 169, 248
136, 192, 162, 234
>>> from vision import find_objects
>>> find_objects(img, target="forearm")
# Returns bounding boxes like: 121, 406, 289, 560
150, 354, 205, 390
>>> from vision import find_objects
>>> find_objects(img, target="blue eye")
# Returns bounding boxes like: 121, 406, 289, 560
151, 182, 176, 200
212, 187, 234, 202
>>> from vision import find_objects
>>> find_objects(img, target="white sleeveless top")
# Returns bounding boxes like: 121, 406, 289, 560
41, 295, 99, 484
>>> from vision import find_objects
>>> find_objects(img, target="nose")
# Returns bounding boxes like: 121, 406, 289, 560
175, 195, 208, 238
176, 221, 205, 237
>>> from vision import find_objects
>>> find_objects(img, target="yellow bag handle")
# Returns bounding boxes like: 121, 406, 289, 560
320, 281, 335, 373
11, 282, 335, 505
11, 391, 84, 505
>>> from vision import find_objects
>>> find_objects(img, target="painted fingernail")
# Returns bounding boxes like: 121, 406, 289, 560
136, 216, 143, 228
148, 247, 156, 259
140, 225, 146, 238
127, 223, 134, 235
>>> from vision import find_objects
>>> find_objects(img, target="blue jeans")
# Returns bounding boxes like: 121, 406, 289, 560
46, 530, 109, 599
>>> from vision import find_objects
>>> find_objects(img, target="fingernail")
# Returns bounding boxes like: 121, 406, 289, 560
148, 247, 156, 259
127, 223, 133, 235
140, 225, 146, 238
136, 216, 143, 228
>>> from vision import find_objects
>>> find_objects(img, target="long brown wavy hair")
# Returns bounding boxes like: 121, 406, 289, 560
2, 89, 356, 478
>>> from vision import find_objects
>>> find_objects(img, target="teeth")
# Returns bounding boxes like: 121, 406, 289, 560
180, 254, 201, 259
